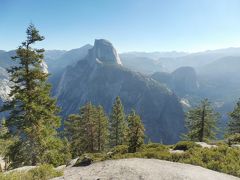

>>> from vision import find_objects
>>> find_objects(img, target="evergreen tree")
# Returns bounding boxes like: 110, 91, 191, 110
95, 105, 109, 152
184, 99, 219, 142
228, 99, 240, 134
109, 96, 128, 147
65, 102, 101, 155
0, 24, 70, 167
82, 102, 97, 152
127, 110, 145, 153
64, 113, 82, 157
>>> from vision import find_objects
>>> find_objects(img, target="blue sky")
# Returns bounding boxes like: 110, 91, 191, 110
1, 0, 240, 52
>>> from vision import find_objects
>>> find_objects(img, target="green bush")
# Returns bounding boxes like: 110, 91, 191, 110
0, 164, 63, 180
29, 164, 63, 180
175, 145, 240, 177
143, 143, 168, 151
103, 142, 240, 177
111, 145, 128, 155
74, 153, 110, 166
41, 138, 71, 167
173, 141, 200, 151
228, 133, 240, 145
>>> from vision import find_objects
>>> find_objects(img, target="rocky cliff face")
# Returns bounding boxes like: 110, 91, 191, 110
88, 39, 122, 65
0, 67, 10, 102
152, 66, 199, 96
54, 39, 185, 144
171, 67, 199, 95
0, 67, 11, 118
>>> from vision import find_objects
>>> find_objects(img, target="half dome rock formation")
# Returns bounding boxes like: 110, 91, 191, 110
88, 39, 122, 65
54, 39, 185, 144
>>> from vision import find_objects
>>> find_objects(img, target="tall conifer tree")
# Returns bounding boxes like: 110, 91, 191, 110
65, 102, 108, 155
127, 110, 145, 153
96, 105, 109, 151
184, 99, 219, 142
109, 96, 128, 147
228, 99, 240, 134
1, 24, 69, 167
64, 113, 82, 157
82, 102, 97, 152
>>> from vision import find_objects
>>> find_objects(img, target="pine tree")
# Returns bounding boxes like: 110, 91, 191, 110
64, 114, 82, 157
0, 118, 14, 169
109, 96, 128, 147
95, 105, 109, 151
127, 110, 145, 153
184, 99, 219, 142
0, 24, 70, 167
65, 102, 100, 155
228, 99, 240, 134
82, 102, 97, 152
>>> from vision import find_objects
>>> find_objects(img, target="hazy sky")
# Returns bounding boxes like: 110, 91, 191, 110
1, 0, 240, 52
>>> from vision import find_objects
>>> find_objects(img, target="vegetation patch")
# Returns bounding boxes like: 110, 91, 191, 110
0, 164, 63, 180
73, 143, 240, 178
173, 141, 201, 151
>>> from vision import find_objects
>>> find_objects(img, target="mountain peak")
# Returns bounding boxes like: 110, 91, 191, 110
89, 39, 122, 65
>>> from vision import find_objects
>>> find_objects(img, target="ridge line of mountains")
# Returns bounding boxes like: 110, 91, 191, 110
1, 39, 240, 143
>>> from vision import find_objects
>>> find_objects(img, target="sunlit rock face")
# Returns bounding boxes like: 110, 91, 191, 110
0, 67, 10, 102
88, 39, 122, 65
40, 60, 48, 74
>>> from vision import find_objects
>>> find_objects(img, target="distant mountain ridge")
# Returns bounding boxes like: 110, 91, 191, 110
45, 44, 92, 73
1, 45, 240, 141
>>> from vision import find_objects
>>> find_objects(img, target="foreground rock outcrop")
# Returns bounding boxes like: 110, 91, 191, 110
52, 158, 239, 180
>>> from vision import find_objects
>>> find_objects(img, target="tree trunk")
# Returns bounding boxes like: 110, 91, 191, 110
199, 105, 205, 142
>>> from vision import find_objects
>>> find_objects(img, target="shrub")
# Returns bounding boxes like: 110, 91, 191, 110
143, 143, 168, 151
173, 141, 200, 151
111, 145, 128, 155
41, 138, 71, 167
28, 164, 63, 180
0, 164, 63, 180
74, 153, 109, 166
228, 133, 240, 145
